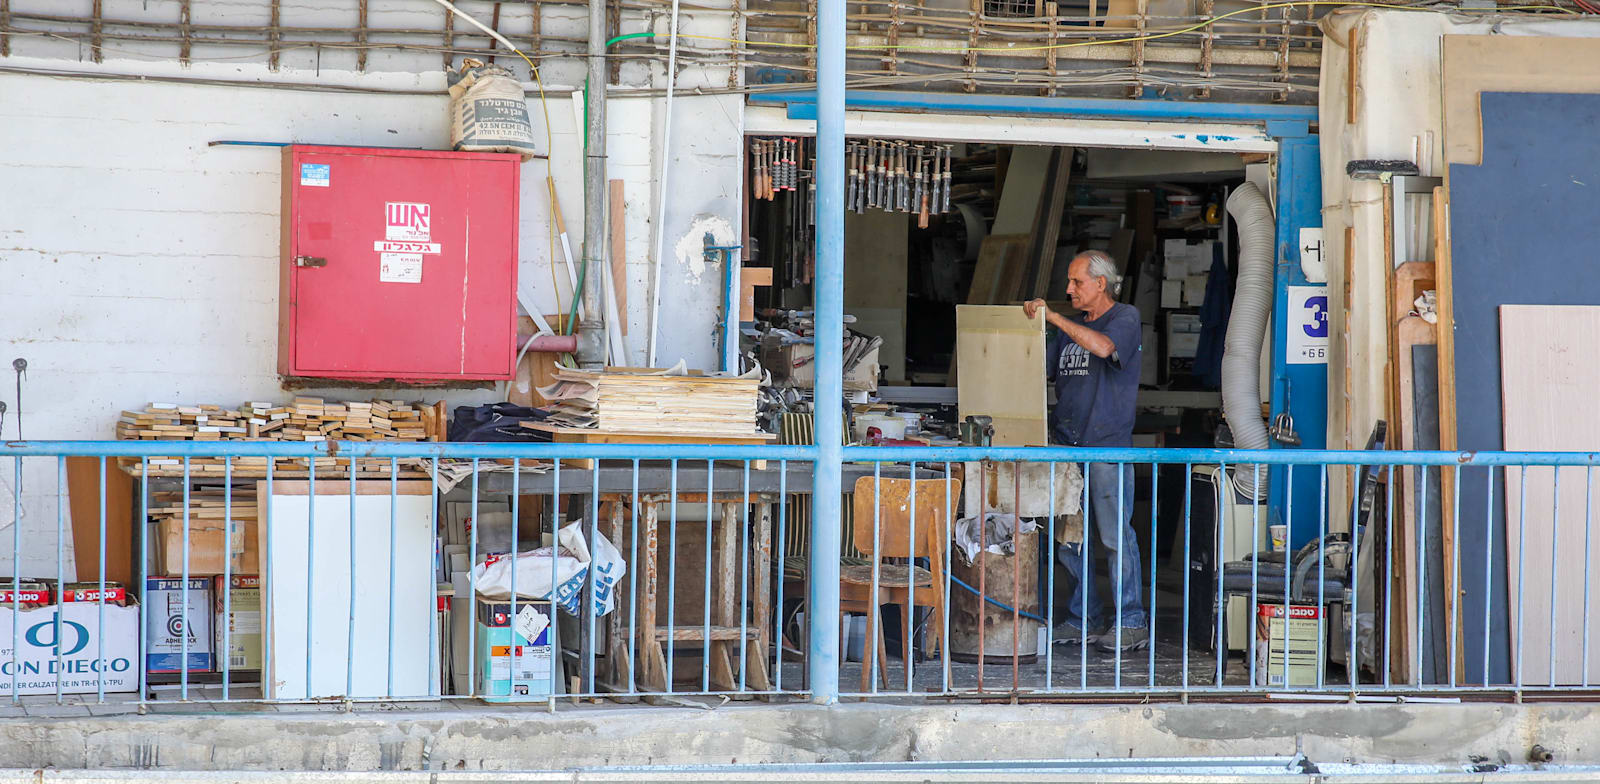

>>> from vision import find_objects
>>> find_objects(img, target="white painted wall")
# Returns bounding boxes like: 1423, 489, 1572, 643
0, 4, 744, 577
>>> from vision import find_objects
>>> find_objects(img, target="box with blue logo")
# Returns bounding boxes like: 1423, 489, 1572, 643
0, 593, 140, 695
144, 577, 214, 673
474, 598, 553, 701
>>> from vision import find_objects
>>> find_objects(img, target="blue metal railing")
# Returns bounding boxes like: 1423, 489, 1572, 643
6, 440, 1600, 707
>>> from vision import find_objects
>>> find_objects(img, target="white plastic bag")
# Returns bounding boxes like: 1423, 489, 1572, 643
447, 57, 538, 159
471, 520, 627, 616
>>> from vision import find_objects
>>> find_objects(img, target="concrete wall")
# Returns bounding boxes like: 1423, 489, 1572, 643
0, 4, 744, 577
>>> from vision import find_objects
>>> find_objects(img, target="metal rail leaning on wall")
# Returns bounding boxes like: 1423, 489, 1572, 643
4, 440, 1600, 706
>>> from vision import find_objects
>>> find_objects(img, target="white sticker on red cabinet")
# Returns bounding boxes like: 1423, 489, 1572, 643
373, 241, 442, 254
379, 253, 423, 284
385, 202, 432, 242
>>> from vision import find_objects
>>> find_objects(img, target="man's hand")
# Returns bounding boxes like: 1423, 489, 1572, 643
1023, 298, 1050, 320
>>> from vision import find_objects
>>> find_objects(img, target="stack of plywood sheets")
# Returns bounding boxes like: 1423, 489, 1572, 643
535, 366, 762, 437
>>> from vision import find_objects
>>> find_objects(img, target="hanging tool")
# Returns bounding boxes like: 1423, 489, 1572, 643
934, 144, 947, 212
846, 142, 858, 209
11, 358, 25, 441
915, 147, 930, 228
858, 143, 869, 212
883, 142, 892, 209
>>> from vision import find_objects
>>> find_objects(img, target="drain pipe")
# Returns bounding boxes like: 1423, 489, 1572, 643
576, 0, 609, 369
1223, 182, 1274, 501
644, 0, 682, 367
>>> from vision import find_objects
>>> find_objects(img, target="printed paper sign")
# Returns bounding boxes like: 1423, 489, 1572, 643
373, 241, 441, 254
385, 202, 431, 241
1286, 285, 1329, 365
379, 253, 423, 284
300, 163, 330, 187
514, 604, 549, 643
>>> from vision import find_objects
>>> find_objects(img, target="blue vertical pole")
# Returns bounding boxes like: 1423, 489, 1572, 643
721, 246, 743, 373
1267, 132, 1326, 548
807, 0, 845, 706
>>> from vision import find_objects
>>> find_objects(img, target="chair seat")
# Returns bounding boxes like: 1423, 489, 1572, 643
784, 554, 871, 582
840, 563, 933, 588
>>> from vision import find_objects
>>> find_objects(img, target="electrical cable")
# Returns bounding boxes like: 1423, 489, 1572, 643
602, 0, 1580, 56
949, 573, 1051, 624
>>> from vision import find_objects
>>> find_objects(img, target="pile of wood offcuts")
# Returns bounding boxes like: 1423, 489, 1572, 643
116, 398, 437, 442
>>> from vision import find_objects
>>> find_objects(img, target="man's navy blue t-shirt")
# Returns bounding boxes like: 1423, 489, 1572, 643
1045, 302, 1142, 447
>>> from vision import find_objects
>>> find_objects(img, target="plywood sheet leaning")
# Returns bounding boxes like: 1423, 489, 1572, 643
1442, 37, 1600, 167
1441, 89, 1600, 684
956, 305, 1047, 446
1500, 305, 1600, 687
966, 235, 1032, 305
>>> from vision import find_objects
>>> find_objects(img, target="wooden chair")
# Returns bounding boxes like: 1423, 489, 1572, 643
842, 475, 961, 692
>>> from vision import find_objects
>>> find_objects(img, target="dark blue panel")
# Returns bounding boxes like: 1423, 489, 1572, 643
1448, 91, 1600, 684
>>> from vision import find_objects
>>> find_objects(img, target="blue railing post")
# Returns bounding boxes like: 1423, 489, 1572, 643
807, 0, 846, 706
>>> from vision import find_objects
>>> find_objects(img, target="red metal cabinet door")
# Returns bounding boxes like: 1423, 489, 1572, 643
285, 147, 518, 381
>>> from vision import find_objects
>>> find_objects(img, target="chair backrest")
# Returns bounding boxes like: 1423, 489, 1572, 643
850, 476, 962, 561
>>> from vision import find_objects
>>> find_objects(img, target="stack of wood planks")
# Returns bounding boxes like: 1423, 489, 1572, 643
117, 398, 434, 442
147, 487, 257, 527
534, 366, 762, 436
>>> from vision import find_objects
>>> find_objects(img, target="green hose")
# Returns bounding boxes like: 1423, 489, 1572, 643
605, 31, 657, 47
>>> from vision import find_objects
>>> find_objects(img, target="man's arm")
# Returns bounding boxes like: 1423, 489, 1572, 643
1023, 299, 1116, 358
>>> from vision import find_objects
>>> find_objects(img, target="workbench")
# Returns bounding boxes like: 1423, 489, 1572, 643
476, 462, 948, 695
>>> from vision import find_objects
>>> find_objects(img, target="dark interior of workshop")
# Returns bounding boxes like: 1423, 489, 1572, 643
742, 139, 1280, 681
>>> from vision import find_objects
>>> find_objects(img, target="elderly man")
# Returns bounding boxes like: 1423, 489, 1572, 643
1023, 249, 1148, 654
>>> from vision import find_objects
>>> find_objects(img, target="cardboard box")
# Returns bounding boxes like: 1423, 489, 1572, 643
767, 343, 879, 392
144, 577, 213, 673
213, 575, 262, 671
474, 599, 553, 701
1253, 603, 1325, 687
0, 600, 140, 695
156, 518, 258, 577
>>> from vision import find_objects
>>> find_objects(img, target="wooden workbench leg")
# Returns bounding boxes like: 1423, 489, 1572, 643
639, 501, 667, 692
606, 500, 626, 687
709, 501, 739, 692
749, 501, 774, 692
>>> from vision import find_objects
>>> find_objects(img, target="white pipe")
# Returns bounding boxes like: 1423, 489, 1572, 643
1223, 182, 1274, 501
645, 0, 682, 367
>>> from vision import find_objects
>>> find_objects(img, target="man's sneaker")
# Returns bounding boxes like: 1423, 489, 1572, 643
1095, 626, 1150, 653
1052, 621, 1092, 645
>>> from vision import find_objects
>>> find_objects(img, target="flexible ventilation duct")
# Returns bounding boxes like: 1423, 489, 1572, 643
1223, 182, 1274, 501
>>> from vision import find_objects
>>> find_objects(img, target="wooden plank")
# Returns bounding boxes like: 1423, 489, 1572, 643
1430, 184, 1462, 683
1442, 36, 1600, 167
1392, 315, 1436, 684
749, 501, 773, 692
522, 423, 775, 443
708, 501, 740, 691
652, 626, 760, 642
955, 305, 1047, 446
638, 502, 666, 691
66, 457, 135, 586
1500, 305, 1600, 686
1028, 147, 1074, 299
966, 235, 1031, 305
609, 179, 628, 334
991, 146, 1053, 235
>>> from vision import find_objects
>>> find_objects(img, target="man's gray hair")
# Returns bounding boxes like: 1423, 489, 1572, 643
1077, 249, 1123, 296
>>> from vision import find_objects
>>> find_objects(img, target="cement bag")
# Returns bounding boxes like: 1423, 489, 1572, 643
447, 57, 538, 159
471, 520, 627, 616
